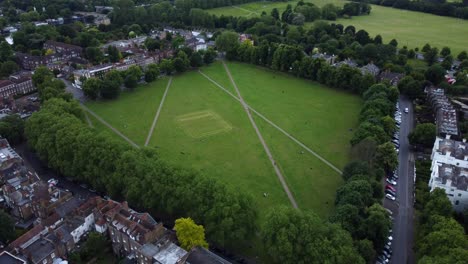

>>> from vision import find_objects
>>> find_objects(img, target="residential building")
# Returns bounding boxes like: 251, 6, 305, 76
0, 251, 27, 264
426, 88, 459, 137
0, 80, 16, 98
378, 71, 404, 86
333, 59, 358, 68
73, 63, 114, 87
311, 52, 337, 64
430, 136, 468, 211
183, 246, 232, 264
43, 41, 82, 57
360, 63, 380, 76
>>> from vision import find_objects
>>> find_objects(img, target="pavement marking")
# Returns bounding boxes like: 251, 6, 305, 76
222, 61, 298, 209
144, 77, 173, 146
80, 104, 140, 149
198, 69, 343, 175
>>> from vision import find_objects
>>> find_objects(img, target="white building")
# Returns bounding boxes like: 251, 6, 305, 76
429, 136, 468, 211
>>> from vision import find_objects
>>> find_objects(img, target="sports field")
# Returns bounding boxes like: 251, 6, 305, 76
207, 0, 468, 54
85, 61, 361, 219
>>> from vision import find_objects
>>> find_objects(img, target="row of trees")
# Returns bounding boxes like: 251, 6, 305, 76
25, 94, 256, 248
351, 0, 468, 19
81, 48, 217, 100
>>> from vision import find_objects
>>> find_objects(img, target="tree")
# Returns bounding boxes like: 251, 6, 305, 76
174, 217, 209, 251
375, 142, 398, 172
457, 51, 468, 61
159, 59, 174, 75
215, 31, 239, 59
203, 48, 217, 64
425, 64, 446, 85
0, 210, 15, 243
322, 4, 338, 20
100, 79, 120, 99
144, 64, 160, 83
0, 115, 25, 144
271, 8, 280, 20
107, 45, 122, 63
424, 47, 439, 66
85, 47, 104, 64
440, 47, 451, 57
82, 78, 102, 100
342, 161, 371, 181
124, 65, 143, 89
360, 204, 392, 250
409, 123, 436, 148
32, 66, 54, 87
262, 206, 364, 264
105, 70, 124, 87
173, 51, 190, 72
0, 41, 13, 62
190, 52, 204, 67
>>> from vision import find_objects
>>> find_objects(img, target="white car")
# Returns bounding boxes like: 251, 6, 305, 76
386, 193, 396, 201
386, 178, 397, 185
388, 236, 393, 241
404, 107, 409, 113
47, 178, 58, 185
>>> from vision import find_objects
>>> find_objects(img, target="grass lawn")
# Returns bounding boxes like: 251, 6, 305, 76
86, 63, 361, 221
149, 70, 291, 221
220, 62, 361, 169
85, 78, 169, 146
207, 0, 468, 55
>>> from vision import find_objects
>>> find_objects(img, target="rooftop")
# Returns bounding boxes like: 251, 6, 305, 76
0, 251, 27, 264
186, 247, 231, 264
152, 242, 187, 264
427, 88, 459, 136
435, 163, 468, 191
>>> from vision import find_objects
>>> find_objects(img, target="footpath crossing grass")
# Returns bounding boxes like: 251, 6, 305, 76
207, 0, 468, 55
223, 62, 361, 169
150, 71, 291, 219
85, 63, 362, 220
85, 78, 169, 146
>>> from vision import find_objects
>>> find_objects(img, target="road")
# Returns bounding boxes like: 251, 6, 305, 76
14, 142, 95, 201
222, 62, 298, 209
385, 97, 415, 264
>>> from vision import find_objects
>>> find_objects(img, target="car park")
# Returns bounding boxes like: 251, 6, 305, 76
385, 193, 396, 201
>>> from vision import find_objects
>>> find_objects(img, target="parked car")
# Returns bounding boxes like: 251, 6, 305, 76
385, 193, 396, 201
47, 178, 58, 185
404, 107, 409, 113
386, 178, 397, 185
386, 185, 396, 192
385, 189, 396, 196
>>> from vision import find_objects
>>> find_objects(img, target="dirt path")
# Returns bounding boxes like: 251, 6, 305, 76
80, 104, 140, 149
222, 61, 298, 209
84, 112, 93, 128
232, 5, 258, 16
144, 77, 173, 146
198, 70, 343, 175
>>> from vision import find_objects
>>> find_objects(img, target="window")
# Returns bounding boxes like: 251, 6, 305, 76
451, 188, 455, 192
455, 200, 459, 205
459, 193, 462, 197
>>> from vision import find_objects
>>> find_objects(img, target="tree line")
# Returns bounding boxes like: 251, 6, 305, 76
352, 0, 468, 19
81, 48, 217, 100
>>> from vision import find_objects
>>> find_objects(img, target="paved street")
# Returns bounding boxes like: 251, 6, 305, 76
14, 142, 95, 201
385, 97, 415, 264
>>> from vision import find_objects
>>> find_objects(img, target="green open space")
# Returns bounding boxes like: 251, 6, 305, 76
207, 0, 468, 55
149, 70, 291, 220
85, 78, 169, 146
85, 63, 361, 220
221, 62, 361, 169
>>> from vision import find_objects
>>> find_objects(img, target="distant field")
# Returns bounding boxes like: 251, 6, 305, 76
85, 62, 361, 219
207, 0, 468, 55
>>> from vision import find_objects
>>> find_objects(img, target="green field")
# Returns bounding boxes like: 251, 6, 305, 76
85, 62, 361, 219
207, 0, 468, 55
